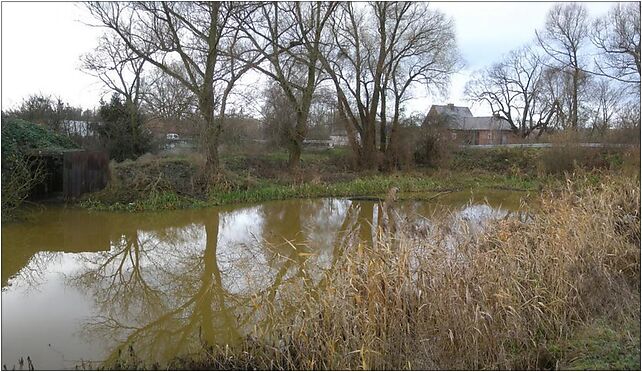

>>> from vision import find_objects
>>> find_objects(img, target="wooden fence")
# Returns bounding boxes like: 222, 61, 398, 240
62, 151, 110, 198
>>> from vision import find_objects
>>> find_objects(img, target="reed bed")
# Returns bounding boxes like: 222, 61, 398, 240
118, 172, 641, 370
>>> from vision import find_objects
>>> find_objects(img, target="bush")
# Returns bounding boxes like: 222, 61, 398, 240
413, 122, 455, 168
1, 118, 77, 219
95, 94, 152, 162
452, 147, 540, 176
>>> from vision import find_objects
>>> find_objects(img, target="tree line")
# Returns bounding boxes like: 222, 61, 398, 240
82, 1, 463, 172
4, 2, 638, 172
465, 2, 640, 138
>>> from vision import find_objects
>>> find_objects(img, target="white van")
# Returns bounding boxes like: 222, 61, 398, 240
166, 133, 180, 140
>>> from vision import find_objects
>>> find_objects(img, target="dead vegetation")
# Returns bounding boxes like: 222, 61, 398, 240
106, 171, 640, 370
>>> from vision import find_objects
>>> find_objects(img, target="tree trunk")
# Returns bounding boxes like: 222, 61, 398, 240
199, 89, 219, 174
384, 107, 402, 170
379, 92, 387, 153
571, 68, 579, 129
287, 99, 311, 172
360, 120, 379, 170
287, 135, 303, 171
126, 100, 139, 155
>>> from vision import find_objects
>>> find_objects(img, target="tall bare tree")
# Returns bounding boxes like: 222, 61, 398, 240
536, 2, 590, 129
465, 46, 558, 137
587, 78, 624, 136
236, 2, 337, 170
318, 2, 460, 169
81, 32, 146, 146
375, 3, 461, 169
591, 2, 641, 86
86, 2, 257, 172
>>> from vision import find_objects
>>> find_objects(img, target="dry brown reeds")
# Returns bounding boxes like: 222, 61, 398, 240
116, 172, 641, 370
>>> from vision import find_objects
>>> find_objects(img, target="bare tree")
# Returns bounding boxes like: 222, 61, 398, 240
142, 65, 198, 121
318, 2, 460, 169
81, 32, 146, 147
376, 3, 462, 169
81, 33, 145, 106
86, 2, 257, 172
591, 2, 641, 85
261, 82, 297, 148
536, 2, 590, 129
587, 78, 624, 136
236, 2, 337, 170
465, 46, 558, 137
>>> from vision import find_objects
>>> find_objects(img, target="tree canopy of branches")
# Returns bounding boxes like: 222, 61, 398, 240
81, 33, 146, 107
86, 1, 258, 172
586, 77, 625, 136
536, 2, 591, 129
465, 47, 557, 137
142, 65, 198, 121
236, 2, 337, 170
82, 32, 147, 151
591, 2, 641, 86
318, 2, 461, 169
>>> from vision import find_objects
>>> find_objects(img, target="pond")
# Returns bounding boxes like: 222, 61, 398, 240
1, 189, 528, 370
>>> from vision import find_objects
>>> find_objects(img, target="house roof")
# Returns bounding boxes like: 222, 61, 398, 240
453, 116, 513, 131
430, 104, 473, 118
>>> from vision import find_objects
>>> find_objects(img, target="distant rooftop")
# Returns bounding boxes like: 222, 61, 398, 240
430, 104, 473, 118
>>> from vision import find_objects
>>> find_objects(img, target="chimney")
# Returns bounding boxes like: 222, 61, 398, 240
447, 103, 455, 109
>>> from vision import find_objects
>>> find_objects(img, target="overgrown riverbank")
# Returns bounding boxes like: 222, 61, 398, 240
76, 146, 637, 212
102, 172, 640, 370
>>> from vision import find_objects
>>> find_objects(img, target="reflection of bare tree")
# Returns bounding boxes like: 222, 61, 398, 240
70, 209, 292, 366
68, 200, 390, 367
70, 229, 167, 321
4, 251, 61, 291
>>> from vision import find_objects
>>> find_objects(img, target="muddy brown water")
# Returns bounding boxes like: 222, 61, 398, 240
1, 189, 528, 369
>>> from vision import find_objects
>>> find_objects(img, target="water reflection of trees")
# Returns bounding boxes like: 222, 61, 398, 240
3, 251, 61, 291
68, 201, 372, 366
69, 198, 490, 366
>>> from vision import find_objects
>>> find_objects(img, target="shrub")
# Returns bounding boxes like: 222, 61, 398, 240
1, 118, 77, 219
413, 121, 455, 168
452, 147, 540, 176
94, 94, 152, 162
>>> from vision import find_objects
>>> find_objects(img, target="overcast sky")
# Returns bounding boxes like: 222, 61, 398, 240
1, 1, 617, 117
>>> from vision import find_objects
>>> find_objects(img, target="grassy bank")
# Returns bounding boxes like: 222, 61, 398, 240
79, 169, 540, 212
75, 146, 638, 212
104, 172, 640, 370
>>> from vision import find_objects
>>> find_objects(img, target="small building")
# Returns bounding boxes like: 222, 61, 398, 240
28, 148, 110, 199
453, 116, 518, 145
328, 128, 359, 148
424, 104, 518, 145
329, 134, 350, 148
2, 118, 111, 200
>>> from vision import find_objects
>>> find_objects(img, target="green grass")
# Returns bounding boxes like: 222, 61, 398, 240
80, 171, 542, 212
76, 145, 638, 213
552, 317, 641, 370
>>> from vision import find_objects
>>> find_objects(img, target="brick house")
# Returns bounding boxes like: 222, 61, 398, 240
424, 104, 519, 145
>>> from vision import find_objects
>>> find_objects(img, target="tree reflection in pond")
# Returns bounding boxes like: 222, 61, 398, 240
68, 200, 360, 366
